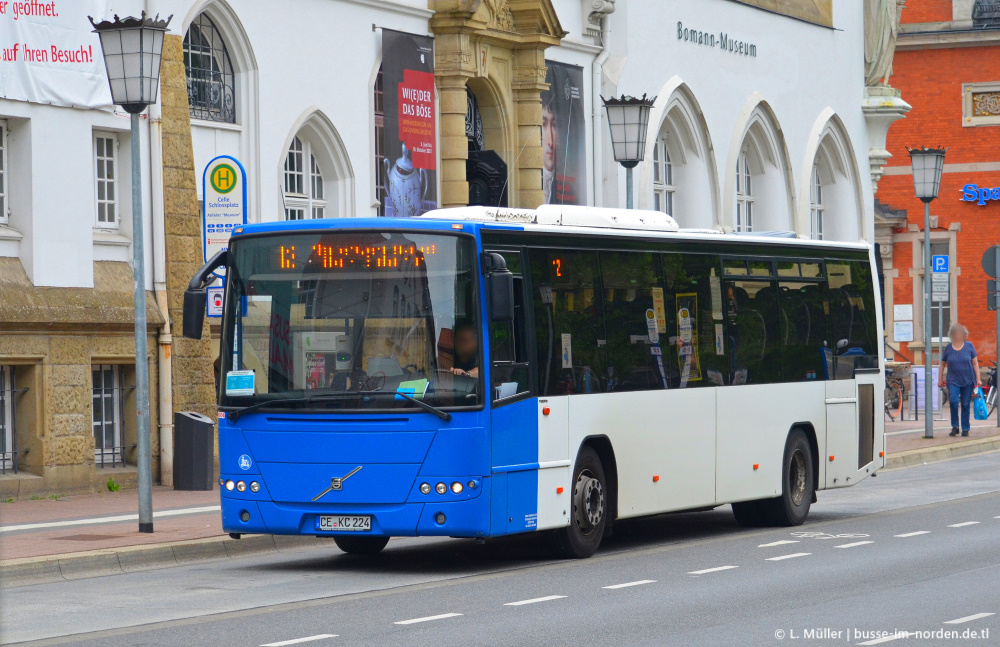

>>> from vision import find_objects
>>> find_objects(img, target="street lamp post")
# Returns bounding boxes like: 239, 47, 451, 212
90, 12, 172, 533
601, 94, 656, 209
907, 146, 946, 440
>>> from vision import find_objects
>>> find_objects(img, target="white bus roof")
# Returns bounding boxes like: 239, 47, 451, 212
418, 206, 870, 251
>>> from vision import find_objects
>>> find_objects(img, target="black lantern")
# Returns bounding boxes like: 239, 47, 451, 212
90, 12, 172, 114
602, 94, 656, 208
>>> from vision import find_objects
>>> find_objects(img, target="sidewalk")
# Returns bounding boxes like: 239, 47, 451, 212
2, 421, 999, 587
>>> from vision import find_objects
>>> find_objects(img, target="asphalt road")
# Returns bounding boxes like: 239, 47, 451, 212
3, 452, 999, 647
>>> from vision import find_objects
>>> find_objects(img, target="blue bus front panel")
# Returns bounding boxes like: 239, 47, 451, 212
218, 411, 494, 538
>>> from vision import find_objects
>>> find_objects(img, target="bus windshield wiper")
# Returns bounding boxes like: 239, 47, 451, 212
226, 390, 451, 422
226, 392, 365, 422
358, 390, 452, 422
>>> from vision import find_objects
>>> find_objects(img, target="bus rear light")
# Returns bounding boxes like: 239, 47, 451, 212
224, 480, 235, 491
435, 482, 447, 495
451, 482, 464, 494
420, 483, 432, 495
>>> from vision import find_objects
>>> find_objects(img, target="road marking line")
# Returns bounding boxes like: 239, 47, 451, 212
602, 580, 656, 589
894, 531, 931, 537
758, 540, 799, 548
835, 541, 874, 549
260, 635, 337, 647
687, 565, 738, 575
765, 552, 811, 561
394, 613, 462, 625
943, 613, 995, 624
504, 595, 567, 606
0, 506, 221, 533
947, 522, 980, 528
857, 632, 910, 645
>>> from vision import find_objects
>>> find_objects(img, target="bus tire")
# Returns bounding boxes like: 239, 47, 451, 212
731, 500, 768, 527
555, 446, 607, 559
763, 429, 814, 526
333, 535, 390, 555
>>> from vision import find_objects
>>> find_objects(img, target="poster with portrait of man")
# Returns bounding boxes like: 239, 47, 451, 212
541, 61, 587, 206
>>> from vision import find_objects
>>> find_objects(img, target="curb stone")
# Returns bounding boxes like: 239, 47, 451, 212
884, 436, 1000, 470
1, 534, 319, 588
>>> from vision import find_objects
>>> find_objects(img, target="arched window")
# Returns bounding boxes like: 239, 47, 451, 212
284, 136, 327, 220
735, 152, 754, 232
810, 164, 824, 240
652, 136, 675, 216
183, 14, 236, 123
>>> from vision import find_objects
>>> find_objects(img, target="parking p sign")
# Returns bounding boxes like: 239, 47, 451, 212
932, 255, 949, 273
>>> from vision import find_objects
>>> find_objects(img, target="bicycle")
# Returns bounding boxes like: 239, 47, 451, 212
884, 367, 905, 421
984, 360, 997, 417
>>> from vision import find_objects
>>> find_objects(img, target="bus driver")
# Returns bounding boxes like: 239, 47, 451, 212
450, 322, 480, 378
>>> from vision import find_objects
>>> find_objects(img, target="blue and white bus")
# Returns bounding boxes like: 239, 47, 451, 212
183, 206, 884, 558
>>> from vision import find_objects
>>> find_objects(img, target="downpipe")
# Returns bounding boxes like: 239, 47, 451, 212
592, 15, 611, 207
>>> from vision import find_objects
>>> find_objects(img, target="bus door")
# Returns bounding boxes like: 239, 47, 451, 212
486, 248, 567, 535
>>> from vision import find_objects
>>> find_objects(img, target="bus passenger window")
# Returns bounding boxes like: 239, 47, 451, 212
661, 253, 726, 388
531, 249, 606, 396
600, 251, 666, 392
725, 279, 782, 385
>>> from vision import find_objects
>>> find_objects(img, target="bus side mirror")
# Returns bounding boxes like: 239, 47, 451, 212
182, 249, 228, 340
484, 253, 515, 323
183, 289, 207, 340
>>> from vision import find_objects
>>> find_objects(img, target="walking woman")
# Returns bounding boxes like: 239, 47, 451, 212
939, 323, 983, 437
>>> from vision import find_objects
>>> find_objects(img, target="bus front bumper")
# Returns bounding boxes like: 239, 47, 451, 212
220, 478, 491, 538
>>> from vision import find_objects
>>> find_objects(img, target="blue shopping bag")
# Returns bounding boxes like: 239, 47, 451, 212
973, 386, 989, 421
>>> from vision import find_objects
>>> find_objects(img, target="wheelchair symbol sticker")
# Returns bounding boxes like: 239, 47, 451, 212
238, 454, 252, 471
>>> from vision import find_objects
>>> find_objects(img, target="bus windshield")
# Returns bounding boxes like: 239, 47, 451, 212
220, 230, 482, 411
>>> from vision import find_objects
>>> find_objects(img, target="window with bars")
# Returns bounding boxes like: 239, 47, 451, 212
183, 14, 237, 124
735, 152, 753, 232
94, 133, 118, 229
93, 365, 129, 467
0, 366, 15, 473
284, 136, 327, 220
374, 66, 386, 216
0, 120, 7, 224
652, 137, 675, 217
810, 164, 824, 240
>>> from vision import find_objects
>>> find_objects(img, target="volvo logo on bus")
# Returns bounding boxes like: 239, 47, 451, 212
312, 467, 362, 501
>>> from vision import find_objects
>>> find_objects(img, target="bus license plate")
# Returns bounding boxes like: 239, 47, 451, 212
315, 515, 371, 532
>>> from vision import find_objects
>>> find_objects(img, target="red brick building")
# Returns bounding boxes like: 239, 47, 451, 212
876, 0, 1000, 369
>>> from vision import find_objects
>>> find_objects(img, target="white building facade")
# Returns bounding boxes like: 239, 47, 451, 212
0, 0, 898, 493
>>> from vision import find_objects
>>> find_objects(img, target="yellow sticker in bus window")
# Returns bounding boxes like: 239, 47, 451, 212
651, 287, 666, 333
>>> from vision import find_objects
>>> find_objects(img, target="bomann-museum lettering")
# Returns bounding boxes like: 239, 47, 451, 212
677, 21, 757, 57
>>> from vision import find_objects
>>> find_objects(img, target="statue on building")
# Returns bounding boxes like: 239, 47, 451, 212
865, 0, 904, 87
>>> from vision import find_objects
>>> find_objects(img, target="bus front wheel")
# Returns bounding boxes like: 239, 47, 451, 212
334, 535, 390, 555
555, 446, 607, 559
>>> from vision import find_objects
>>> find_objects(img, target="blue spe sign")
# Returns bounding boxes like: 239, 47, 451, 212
962, 184, 1000, 205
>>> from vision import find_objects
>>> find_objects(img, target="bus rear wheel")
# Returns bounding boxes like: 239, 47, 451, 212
555, 446, 607, 559
334, 535, 390, 555
763, 429, 814, 526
